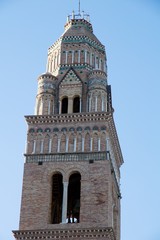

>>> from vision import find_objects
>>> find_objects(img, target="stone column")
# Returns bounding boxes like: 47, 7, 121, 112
52, 101, 54, 114
48, 100, 51, 115
68, 97, 73, 113
74, 137, 77, 152
32, 140, 36, 154
106, 138, 110, 160
66, 136, 69, 152
95, 96, 98, 112
89, 96, 92, 112
62, 182, 68, 223
59, 100, 61, 114
40, 140, 44, 153
84, 50, 87, 63
41, 98, 44, 114
72, 50, 74, 64
82, 137, 84, 152
57, 138, 60, 152
99, 58, 102, 70
90, 137, 93, 151
78, 50, 80, 63
80, 98, 82, 113
102, 96, 104, 111
65, 51, 68, 64
49, 139, 52, 153
98, 138, 101, 151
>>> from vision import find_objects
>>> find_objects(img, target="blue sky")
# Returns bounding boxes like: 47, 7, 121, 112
0, 1, 160, 240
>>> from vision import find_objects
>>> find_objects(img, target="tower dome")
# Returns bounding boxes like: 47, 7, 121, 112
47, 11, 107, 77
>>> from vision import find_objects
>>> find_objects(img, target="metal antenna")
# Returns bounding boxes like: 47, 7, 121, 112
78, 0, 81, 14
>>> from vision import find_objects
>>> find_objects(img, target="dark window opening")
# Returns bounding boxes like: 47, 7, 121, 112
67, 173, 81, 223
61, 97, 68, 114
51, 173, 63, 224
73, 97, 80, 113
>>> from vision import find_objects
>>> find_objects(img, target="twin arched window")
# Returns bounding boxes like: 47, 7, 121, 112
51, 172, 81, 224
61, 96, 80, 114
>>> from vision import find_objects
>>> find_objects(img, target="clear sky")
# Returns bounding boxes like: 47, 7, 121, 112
0, 1, 160, 240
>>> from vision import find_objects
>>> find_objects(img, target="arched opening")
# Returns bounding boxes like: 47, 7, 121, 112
73, 96, 80, 113
61, 97, 68, 114
67, 173, 81, 223
51, 173, 63, 224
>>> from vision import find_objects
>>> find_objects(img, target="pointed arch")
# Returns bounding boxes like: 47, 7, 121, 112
28, 134, 35, 154
101, 132, 106, 151
77, 133, 82, 152
60, 134, 66, 153
93, 133, 98, 152
84, 133, 90, 152
36, 133, 43, 153
44, 134, 50, 153
69, 134, 74, 152
52, 134, 58, 153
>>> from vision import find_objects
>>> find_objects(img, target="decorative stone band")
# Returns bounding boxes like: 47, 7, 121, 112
13, 227, 115, 240
24, 151, 109, 163
88, 70, 107, 79
62, 35, 105, 52
25, 113, 123, 167
60, 63, 93, 71
25, 112, 113, 125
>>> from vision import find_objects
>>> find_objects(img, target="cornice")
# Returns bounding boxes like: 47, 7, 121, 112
13, 227, 115, 240
62, 35, 105, 52
108, 118, 124, 167
25, 112, 123, 167
25, 112, 113, 125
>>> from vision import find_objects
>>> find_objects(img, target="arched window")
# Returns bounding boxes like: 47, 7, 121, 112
51, 173, 63, 224
62, 97, 68, 114
73, 96, 80, 113
67, 173, 81, 223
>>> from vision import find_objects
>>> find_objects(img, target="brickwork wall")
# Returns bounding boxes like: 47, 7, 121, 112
17, 17, 123, 240
19, 160, 113, 231
27, 124, 108, 155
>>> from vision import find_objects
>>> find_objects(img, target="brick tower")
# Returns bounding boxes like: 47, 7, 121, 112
13, 9, 123, 240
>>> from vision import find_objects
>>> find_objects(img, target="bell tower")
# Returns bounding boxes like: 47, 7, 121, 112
13, 8, 123, 240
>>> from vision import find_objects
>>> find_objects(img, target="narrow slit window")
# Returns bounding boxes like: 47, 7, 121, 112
61, 97, 68, 114
73, 96, 80, 113
51, 173, 63, 224
67, 173, 81, 223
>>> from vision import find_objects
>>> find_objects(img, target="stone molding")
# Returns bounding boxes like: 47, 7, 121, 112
24, 151, 108, 163
13, 227, 115, 240
25, 112, 113, 124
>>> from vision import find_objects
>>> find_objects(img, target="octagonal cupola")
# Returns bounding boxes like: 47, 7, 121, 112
47, 11, 107, 77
